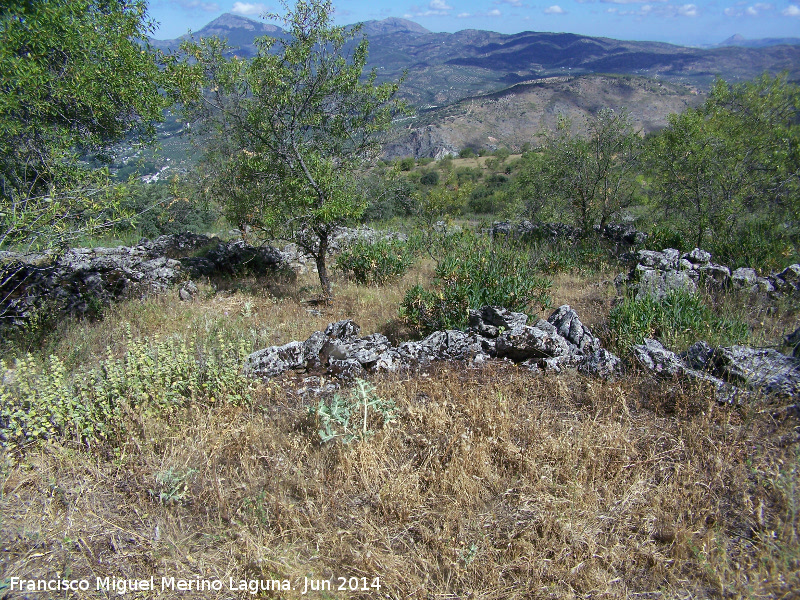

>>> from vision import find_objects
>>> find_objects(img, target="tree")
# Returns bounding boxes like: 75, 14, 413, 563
516, 109, 642, 232
647, 74, 800, 249
174, 0, 406, 298
0, 0, 171, 251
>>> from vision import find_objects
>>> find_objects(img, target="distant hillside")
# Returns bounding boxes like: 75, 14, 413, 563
715, 34, 800, 48
383, 74, 705, 159
150, 15, 800, 106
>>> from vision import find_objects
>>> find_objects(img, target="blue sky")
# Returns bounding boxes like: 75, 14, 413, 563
147, 0, 800, 46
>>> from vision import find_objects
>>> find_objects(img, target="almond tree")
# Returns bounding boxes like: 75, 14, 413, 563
174, 0, 406, 298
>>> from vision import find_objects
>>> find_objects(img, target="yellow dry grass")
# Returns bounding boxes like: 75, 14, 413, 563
1, 262, 798, 599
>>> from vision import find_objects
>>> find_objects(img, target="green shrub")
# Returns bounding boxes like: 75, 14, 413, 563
646, 225, 688, 253
398, 157, 415, 171
335, 238, 417, 285
401, 234, 552, 334
459, 148, 475, 158
608, 289, 749, 353
420, 170, 440, 186
309, 379, 396, 444
0, 325, 253, 452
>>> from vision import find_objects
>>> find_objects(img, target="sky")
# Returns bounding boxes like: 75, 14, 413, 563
147, 0, 800, 47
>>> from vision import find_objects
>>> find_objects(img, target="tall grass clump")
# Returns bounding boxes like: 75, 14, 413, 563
608, 289, 749, 353
0, 324, 253, 452
401, 233, 552, 334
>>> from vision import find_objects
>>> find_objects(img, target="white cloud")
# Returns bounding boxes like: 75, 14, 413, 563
231, 2, 266, 15
678, 3, 698, 15
457, 12, 472, 17
601, 0, 666, 4
429, 0, 452, 9
544, 4, 567, 13
781, 3, 800, 15
488, 8, 502, 15
496, 0, 523, 5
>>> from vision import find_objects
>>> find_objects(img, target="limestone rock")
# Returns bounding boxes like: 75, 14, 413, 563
243, 341, 305, 378
547, 305, 601, 352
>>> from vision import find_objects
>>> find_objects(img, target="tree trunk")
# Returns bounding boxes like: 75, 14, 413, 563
315, 229, 332, 300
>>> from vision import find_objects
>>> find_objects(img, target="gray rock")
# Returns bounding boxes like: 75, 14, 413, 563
778, 264, 800, 286
685, 248, 712, 264
495, 322, 571, 361
699, 264, 731, 286
547, 305, 601, 352
178, 280, 198, 301
243, 341, 305, 378
579, 349, 622, 380
682, 340, 714, 371
711, 346, 800, 397
632, 339, 685, 376
324, 319, 361, 340
327, 358, 365, 380
419, 330, 485, 361
636, 268, 697, 301
302, 331, 329, 369
468, 305, 528, 337
731, 267, 758, 290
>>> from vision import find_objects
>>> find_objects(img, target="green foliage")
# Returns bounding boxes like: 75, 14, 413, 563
173, 0, 406, 297
0, 326, 253, 452
517, 109, 642, 231
149, 468, 198, 505
309, 379, 396, 444
420, 170, 440, 186
459, 148, 476, 158
646, 74, 800, 250
121, 181, 218, 239
335, 238, 417, 285
608, 290, 749, 353
0, 0, 170, 251
401, 234, 552, 334
398, 157, 416, 171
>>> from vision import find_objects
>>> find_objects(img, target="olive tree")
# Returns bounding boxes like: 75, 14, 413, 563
0, 0, 171, 251
647, 74, 800, 249
175, 0, 405, 298
517, 109, 642, 232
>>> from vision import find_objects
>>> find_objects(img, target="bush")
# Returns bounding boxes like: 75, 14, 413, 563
398, 157, 415, 171
0, 326, 253, 452
420, 170, 440, 186
336, 238, 417, 285
121, 181, 218, 238
401, 234, 552, 334
608, 289, 749, 354
459, 148, 475, 158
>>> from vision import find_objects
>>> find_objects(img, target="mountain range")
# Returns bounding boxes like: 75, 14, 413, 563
151, 13, 800, 106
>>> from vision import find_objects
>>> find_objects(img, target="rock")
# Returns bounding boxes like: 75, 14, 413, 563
327, 358, 365, 380
495, 321, 571, 361
778, 264, 800, 286
685, 248, 711, 264
178, 280, 198, 301
632, 338, 685, 376
698, 264, 731, 286
682, 340, 714, 370
243, 341, 306, 378
320, 333, 392, 369
636, 268, 697, 301
711, 346, 800, 398
324, 319, 361, 340
579, 349, 622, 380
468, 306, 528, 337
731, 267, 758, 290
419, 330, 485, 361
547, 305, 601, 352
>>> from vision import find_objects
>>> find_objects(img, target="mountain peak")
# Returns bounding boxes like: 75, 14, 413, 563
719, 34, 747, 45
359, 17, 429, 37
194, 13, 281, 36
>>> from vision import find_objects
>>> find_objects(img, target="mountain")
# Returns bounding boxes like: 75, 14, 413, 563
716, 34, 800, 48
150, 15, 800, 106
383, 74, 705, 159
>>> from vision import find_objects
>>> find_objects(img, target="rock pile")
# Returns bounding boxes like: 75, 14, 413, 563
634, 338, 800, 403
0, 233, 285, 327
243, 305, 622, 382
490, 221, 647, 246
617, 247, 800, 301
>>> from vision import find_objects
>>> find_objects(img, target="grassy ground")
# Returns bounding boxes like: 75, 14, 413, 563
1, 263, 799, 599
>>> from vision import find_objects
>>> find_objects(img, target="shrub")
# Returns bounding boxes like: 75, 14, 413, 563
398, 157, 415, 171
459, 148, 475, 158
401, 234, 552, 334
608, 289, 749, 353
420, 170, 440, 186
335, 238, 417, 285
0, 326, 253, 452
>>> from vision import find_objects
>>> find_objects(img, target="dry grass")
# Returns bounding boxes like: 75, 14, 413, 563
2, 262, 799, 599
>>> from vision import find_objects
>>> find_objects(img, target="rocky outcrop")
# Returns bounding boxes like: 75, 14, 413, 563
633, 338, 800, 403
243, 304, 623, 383
617, 247, 799, 301
490, 221, 647, 246
0, 233, 285, 328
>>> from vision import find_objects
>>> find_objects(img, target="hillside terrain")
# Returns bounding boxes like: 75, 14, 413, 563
383, 74, 704, 158
150, 14, 800, 107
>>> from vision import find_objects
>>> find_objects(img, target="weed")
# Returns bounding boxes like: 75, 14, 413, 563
149, 467, 198, 505
335, 238, 417, 285
309, 379, 396, 444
